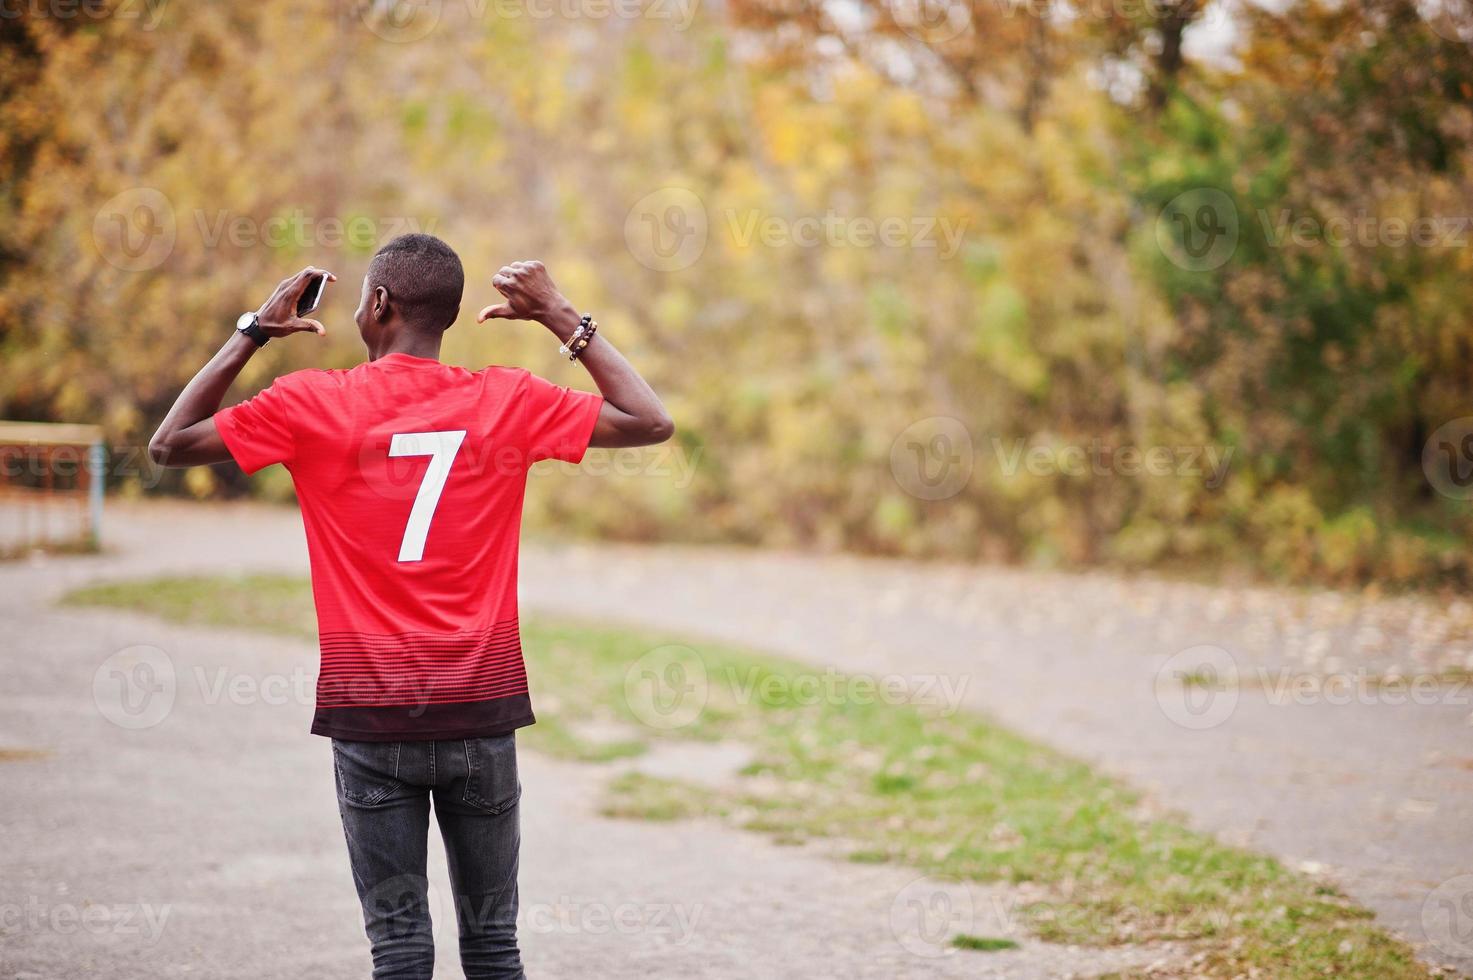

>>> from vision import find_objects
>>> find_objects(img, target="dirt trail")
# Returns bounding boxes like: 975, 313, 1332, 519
0, 501, 1183, 979
516, 534, 1473, 974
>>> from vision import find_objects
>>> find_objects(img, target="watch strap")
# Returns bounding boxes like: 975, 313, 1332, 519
238, 312, 269, 347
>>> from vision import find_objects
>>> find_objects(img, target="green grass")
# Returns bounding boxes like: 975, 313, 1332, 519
63, 574, 1441, 979
951, 934, 1021, 952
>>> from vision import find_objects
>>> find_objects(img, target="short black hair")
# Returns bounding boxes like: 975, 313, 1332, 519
368, 233, 464, 331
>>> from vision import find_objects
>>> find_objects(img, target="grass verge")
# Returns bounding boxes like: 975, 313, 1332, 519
64, 574, 1443, 979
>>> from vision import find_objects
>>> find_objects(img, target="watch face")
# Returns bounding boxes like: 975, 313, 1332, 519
236, 312, 256, 331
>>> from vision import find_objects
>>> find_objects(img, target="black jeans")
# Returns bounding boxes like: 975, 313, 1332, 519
332, 735, 525, 980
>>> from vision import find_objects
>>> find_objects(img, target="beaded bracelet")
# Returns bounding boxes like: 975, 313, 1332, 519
559, 314, 599, 361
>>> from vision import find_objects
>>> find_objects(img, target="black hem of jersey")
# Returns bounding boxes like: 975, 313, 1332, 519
311, 713, 536, 742
311, 696, 536, 742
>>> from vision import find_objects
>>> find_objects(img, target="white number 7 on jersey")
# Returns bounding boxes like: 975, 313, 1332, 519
388, 430, 466, 563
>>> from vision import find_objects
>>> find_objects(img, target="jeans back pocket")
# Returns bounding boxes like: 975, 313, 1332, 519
332, 740, 403, 807
462, 735, 520, 814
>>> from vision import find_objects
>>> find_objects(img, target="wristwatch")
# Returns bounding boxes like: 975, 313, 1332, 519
235, 311, 269, 347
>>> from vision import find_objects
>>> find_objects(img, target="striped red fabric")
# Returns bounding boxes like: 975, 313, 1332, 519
316, 621, 528, 708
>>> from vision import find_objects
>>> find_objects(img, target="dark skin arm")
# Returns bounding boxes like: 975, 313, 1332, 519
151, 260, 671, 468
478, 261, 673, 448
148, 267, 332, 467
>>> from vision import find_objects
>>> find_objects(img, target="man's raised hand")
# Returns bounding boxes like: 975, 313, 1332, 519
258, 266, 336, 337
479, 260, 674, 448
477, 261, 573, 330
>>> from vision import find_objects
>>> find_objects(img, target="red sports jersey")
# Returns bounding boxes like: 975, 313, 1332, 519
214, 352, 603, 740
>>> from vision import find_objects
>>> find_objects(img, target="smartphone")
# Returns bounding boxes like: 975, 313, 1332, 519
296, 273, 329, 317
